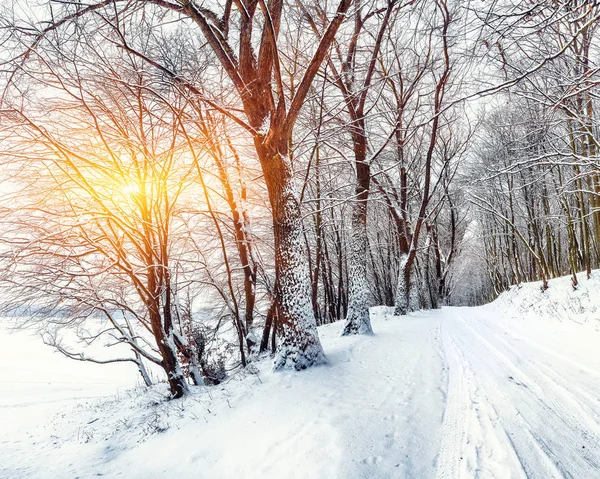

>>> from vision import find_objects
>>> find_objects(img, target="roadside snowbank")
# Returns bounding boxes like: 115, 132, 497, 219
491, 270, 600, 329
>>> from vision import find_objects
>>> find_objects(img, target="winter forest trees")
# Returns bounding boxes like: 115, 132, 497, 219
0, 0, 599, 397
469, 0, 600, 299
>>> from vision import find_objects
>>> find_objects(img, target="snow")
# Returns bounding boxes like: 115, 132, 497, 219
0, 324, 140, 478
492, 270, 600, 329
2, 272, 600, 478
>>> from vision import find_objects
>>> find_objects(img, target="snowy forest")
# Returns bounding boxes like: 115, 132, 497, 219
1, 1, 600, 478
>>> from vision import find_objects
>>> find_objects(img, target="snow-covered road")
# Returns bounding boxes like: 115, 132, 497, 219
1, 301, 600, 478
437, 307, 600, 479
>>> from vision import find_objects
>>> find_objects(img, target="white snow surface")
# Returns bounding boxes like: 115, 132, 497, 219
2, 271, 600, 478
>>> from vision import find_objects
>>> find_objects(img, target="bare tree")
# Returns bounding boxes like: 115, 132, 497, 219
0, 34, 208, 396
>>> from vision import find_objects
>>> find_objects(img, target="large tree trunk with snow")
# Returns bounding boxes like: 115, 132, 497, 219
409, 272, 421, 312
258, 142, 326, 370
342, 167, 373, 335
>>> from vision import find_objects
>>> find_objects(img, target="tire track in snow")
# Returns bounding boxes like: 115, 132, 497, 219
437, 317, 531, 479
463, 318, 600, 468
473, 317, 600, 421
463, 318, 600, 474
445, 312, 562, 478
452, 310, 600, 478
435, 323, 471, 479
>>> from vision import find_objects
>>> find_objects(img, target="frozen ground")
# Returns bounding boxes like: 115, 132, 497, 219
1, 272, 600, 478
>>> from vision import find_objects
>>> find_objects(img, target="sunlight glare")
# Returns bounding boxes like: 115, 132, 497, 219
120, 182, 140, 197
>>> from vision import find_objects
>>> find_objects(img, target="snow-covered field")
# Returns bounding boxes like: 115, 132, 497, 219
1, 273, 600, 478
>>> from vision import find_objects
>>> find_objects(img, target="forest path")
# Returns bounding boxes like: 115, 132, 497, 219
2, 305, 600, 478
437, 306, 600, 479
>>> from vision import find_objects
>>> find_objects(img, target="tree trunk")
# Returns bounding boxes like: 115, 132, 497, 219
260, 300, 276, 354
394, 253, 411, 316
258, 142, 326, 370
135, 351, 152, 387
150, 309, 187, 398
342, 199, 373, 335
342, 131, 372, 335
408, 269, 421, 312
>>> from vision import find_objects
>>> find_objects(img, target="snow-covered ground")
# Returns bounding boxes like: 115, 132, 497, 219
1, 273, 600, 478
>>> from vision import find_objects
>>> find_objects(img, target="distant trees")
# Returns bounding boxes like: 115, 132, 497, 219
368, 0, 469, 314
471, 1, 600, 295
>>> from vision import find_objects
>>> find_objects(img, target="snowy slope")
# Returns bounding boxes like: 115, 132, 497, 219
0, 324, 140, 478
493, 270, 600, 328
1, 273, 600, 479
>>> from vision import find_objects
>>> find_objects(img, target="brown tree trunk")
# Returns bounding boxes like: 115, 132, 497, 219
149, 306, 187, 399
256, 140, 326, 370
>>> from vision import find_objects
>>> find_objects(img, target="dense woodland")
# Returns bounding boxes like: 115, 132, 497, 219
0, 0, 599, 397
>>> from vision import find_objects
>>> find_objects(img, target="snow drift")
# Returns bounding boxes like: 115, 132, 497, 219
492, 269, 600, 329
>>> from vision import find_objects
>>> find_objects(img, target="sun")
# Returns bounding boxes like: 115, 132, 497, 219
120, 182, 140, 196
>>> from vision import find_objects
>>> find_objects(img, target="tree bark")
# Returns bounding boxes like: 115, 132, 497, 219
257, 141, 326, 370
394, 253, 411, 316
149, 308, 187, 399
342, 198, 373, 335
